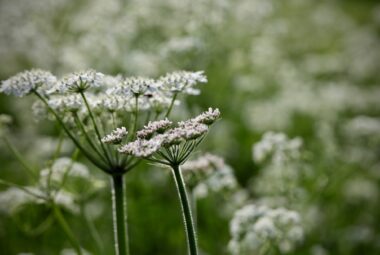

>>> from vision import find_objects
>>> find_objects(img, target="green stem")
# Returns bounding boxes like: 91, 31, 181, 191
73, 113, 107, 162
2, 137, 37, 179
111, 174, 129, 255
80, 202, 104, 255
34, 91, 109, 171
47, 132, 64, 193
171, 164, 198, 255
52, 203, 83, 255
80, 92, 113, 166
0, 179, 47, 200
165, 93, 178, 118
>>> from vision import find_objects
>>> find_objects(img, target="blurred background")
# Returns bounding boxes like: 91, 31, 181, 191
0, 0, 379, 254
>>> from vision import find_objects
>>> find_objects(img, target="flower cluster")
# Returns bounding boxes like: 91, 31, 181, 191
39, 157, 90, 188
253, 132, 303, 164
101, 127, 128, 144
229, 204, 304, 255
160, 71, 207, 95
0, 157, 105, 215
179, 108, 221, 126
0, 69, 56, 97
182, 153, 226, 189
48, 94, 83, 113
182, 153, 225, 173
137, 118, 172, 139
52, 69, 104, 93
251, 132, 308, 206
119, 108, 220, 164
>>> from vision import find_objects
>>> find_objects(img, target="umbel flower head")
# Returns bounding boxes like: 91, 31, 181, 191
52, 69, 105, 93
137, 118, 173, 139
101, 127, 128, 144
0, 69, 57, 97
118, 108, 220, 165
159, 70, 207, 95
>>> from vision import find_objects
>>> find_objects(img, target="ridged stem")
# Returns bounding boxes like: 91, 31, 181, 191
171, 164, 198, 255
111, 175, 129, 255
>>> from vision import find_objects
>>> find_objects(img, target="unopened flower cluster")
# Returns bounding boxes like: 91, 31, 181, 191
102, 127, 128, 144
229, 204, 304, 255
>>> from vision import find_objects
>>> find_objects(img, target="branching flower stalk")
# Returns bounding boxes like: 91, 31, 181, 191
0, 124, 84, 255
1, 69, 208, 255
118, 108, 220, 255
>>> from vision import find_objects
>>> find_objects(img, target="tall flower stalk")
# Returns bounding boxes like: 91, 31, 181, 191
1, 68, 209, 255
118, 108, 220, 255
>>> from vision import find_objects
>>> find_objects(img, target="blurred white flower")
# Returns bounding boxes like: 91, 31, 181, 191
229, 204, 304, 255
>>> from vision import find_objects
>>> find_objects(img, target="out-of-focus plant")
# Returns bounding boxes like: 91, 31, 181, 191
0, 115, 105, 254
228, 204, 304, 255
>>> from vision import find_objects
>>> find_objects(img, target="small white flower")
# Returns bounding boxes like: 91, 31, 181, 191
0, 69, 57, 97
229, 204, 304, 255
53, 69, 104, 93
137, 118, 172, 139
159, 70, 207, 94
101, 127, 128, 144
108, 76, 157, 97
39, 158, 90, 188
119, 138, 162, 157
48, 94, 83, 112
252, 132, 302, 164
182, 153, 225, 173
179, 107, 220, 126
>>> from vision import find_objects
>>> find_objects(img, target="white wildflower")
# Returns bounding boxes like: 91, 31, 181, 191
48, 94, 83, 112
0, 69, 57, 97
229, 204, 304, 255
176, 122, 208, 140
344, 116, 380, 138
159, 70, 207, 95
108, 76, 157, 97
137, 119, 172, 139
53, 69, 104, 93
253, 132, 303, 164
54, 190, 79, 214
118, 138, 162, 157
39, 157, 90, 188
180, 107, 220, 126
0, 187, 40, 213
119, 108, 218, 162
101, 95, 127, 112
101, 127, 128, 144
193, 165, 239, 199
182, 153, 225, 173
148, 92, 176, 113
